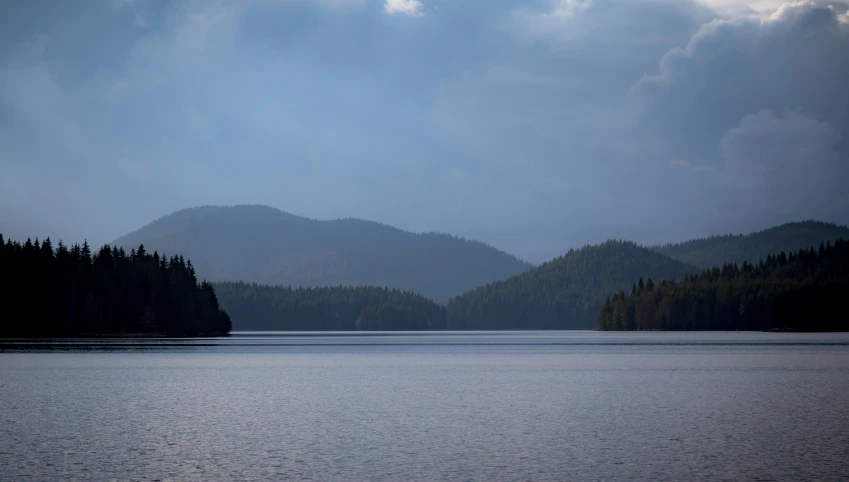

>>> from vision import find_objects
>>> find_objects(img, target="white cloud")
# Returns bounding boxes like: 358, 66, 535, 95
384, 0, 422, 17
546, 0, 594, 19
508, 0, 594, 43
698, 0, 848, 16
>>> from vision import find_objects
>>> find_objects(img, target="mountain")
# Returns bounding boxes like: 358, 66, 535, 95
600, 239, 849, 331
113, 205, 532, 301
651, 221, 849, 269
445, 240, 697, 330
215, 282, 446, 331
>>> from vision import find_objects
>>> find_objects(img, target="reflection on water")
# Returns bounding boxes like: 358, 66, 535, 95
2, 332, 849, 481
3, 330, 849, 350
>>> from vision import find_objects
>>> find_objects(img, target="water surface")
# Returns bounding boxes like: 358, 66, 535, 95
2, 331, 848, 481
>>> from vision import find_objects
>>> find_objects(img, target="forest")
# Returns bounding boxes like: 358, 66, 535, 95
445, 241, 695, 329
599, 239, 849, 331
6, 222, 848, 334
215, 282, 446, 331
0, 234, 231, 337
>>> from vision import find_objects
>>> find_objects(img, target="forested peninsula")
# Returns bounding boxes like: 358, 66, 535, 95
215, 282, 446, 331
598, 239, 849, 331
0, 234, 231, 337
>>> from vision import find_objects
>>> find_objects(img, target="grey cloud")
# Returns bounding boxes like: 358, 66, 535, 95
632, 2, 849, 165
1, 0, 848, 263
719, 109, 847, 219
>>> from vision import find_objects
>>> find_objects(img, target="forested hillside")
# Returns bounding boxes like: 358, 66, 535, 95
445, 241, 696, 330
215, 282, 446, 331
0, 234, 231, 337
114, 205, 531, 301
600, 239, 849, 331
652, 221, 849, 269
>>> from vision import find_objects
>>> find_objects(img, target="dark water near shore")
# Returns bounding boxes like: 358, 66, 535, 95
2, 331, 849, 481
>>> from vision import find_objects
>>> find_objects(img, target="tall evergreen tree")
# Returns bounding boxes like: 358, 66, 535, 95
0, 234, 231, 337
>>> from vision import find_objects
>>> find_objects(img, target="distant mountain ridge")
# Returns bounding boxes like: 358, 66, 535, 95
113, 205, 532, 301
651, 221, 849, 269
445, 240, 698, 330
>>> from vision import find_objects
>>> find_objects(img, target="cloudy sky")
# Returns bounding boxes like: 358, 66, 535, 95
1, 0, 847, 262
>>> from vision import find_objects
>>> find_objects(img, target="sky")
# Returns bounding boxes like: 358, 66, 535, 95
1, 0, 847, 263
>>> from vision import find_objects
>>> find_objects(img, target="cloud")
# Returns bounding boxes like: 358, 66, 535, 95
384, 0, 423, 17
547, 0, 594, 19
2, 0, 848, 261
698, 0, 848, 16
719, 108, 847, 219
721, 109, 841, 186
632, 1, 849, 165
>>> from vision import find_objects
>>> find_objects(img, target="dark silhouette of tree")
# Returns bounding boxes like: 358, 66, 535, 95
0, 233, 231, 337
599, 239, 849, 331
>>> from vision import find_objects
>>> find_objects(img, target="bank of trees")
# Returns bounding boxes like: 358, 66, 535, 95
599, 239, 848, 331
0, 234, 231, 337
214, 282, 446, 331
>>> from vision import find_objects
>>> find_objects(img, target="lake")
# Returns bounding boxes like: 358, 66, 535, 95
2, 331, 849, 481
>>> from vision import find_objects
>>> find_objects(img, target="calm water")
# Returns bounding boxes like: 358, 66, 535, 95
2, 331, 849, 481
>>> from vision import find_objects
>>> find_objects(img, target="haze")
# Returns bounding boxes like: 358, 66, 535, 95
2, 0, 847, 263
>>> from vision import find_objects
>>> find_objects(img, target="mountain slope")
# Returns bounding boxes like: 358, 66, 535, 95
446, 240, 697, 330
651, 221, 849, 269
113, 205, 532, 301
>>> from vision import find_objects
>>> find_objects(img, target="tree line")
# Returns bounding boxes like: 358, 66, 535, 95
650, 220, 849, 269
0, 234, 231, 337
598, 239, 849, 331
214, 282, 446, 331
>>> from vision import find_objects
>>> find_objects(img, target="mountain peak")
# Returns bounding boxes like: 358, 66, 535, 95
113, 205, 532, 301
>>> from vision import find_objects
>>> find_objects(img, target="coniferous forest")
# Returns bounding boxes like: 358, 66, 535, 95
4, 225, 848, 334
445, 241, 695, 330
0, 234, 231, 337
598, 239, 849, 331
214, 282, 446, 331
